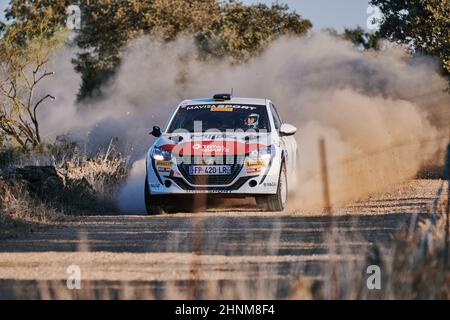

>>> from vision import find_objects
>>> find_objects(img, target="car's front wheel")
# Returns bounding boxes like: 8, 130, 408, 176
262, 163, 288, 212
144, 176, 165, 215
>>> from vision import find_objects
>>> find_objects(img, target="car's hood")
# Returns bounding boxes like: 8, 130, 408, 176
154, 133, 272, 156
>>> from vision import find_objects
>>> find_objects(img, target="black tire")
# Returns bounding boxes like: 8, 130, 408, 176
164, 201, 185, 214
266, 163, 288, 212
144, 176, 165, 215
255, 195, 268, 207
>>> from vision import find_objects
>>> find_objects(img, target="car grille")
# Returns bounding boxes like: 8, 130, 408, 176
169, 176, 255, 191
176, 155, 245, 186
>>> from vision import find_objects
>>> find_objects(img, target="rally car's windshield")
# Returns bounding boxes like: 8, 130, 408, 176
167, 104, 271, 133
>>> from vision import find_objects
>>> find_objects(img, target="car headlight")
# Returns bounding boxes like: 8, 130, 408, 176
248, 145, 274, 161
152, 146, 173, 161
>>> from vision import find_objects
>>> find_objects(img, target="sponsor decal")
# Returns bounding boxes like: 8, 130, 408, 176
247, 168, 262, 174
150, 183, 162, 189
192, 143, 231, 153
156, 160, 173, 168
246, 160, 266, 167
211, 106, 234, 112
246, 160, 266, 174
264, 182, 277, 188
183, 104, 258, 111
157, 167, 172, 173
171, 141, 266, 156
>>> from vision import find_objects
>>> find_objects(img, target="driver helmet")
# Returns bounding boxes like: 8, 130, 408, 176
244, 113, 260, 129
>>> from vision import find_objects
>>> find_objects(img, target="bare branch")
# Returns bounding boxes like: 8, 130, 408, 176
32, 59, 50, 83
0, 24, 61, 150
33, 94, 55, 115
0, 81, 21, 102
34, 71, 54, 85
7, 79, 17, 98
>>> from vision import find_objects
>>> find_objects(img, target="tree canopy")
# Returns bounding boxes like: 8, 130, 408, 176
343, 26, 380, 50
4, 0, 312, 100
371, 0, 450, 79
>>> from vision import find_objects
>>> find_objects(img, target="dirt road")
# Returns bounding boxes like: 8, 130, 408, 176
0, 179, 442, 299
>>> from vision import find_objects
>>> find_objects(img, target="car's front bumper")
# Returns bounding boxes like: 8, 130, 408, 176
146, 158, 281, 195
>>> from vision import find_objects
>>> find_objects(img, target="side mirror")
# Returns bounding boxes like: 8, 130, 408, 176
150, 126, 162, 138
280, 123, 297, 136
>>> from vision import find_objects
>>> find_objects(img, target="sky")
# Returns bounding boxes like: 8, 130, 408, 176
242, 0, 372, 32
0, 1, 372, 32
0, 1, 7, 23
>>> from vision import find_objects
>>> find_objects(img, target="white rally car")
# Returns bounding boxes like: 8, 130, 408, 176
145, 94, 297, 214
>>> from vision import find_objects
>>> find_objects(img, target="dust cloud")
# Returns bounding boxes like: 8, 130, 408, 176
39, 32, 450, 212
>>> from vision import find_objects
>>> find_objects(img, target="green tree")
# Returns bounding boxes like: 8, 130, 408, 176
75, 0, 311, 99
73, 0, 223, 99
5, 0, 312, 100
5, 0, 69, 41
343, 26, 380, 50
371, 0, 450, 79
196, 3, 311, 61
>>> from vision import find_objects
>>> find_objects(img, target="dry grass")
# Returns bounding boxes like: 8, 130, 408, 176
0, 142, 130, 237
313, 182, 450, 300
58, 155, 129, 211
0, 178, 65, 239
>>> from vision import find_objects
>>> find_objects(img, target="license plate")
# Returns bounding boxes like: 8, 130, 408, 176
189, 165, 232, 176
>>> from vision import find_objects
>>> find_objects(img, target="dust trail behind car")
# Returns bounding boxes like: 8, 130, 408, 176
34, 32, 450, 212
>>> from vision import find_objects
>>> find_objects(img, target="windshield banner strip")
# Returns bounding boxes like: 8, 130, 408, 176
181, 104, 260, 111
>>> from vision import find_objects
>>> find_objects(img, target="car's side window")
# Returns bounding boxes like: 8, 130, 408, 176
270, 103, 282, 130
